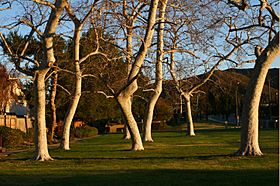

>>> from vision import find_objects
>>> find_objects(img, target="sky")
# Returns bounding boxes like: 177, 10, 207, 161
0, 1, 279, 75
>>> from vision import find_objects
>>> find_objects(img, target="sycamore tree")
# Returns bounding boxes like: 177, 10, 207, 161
221, 0, 279, 156
90, 0, 159, 150
0, 0, 68, 161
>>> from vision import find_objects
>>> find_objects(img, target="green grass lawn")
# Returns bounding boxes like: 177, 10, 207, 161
0, 128, 278, 186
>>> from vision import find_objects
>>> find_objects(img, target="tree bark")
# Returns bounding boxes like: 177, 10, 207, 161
235, 32, 279, 156
33, 0, 67, 160
117, 0, 159, 150
49, 66, 58, 143
60, 24, 83, 150
143, 0, 167, 142
117, 94, 143, 150
60, 62, 82, 150
182, 93, 195, 136
33, 70, 53, 161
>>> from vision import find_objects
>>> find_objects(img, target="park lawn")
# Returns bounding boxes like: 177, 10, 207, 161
0, 128, 278, 186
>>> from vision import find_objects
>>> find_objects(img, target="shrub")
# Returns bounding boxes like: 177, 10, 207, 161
0, 126, 24, 148
74, 125, 98, 138
23, 128, 35, 143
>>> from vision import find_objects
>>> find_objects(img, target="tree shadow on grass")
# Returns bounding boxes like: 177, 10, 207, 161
0, 168, 277, 186
53, 154, 229, 161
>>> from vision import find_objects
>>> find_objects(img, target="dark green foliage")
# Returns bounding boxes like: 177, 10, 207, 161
23, 128, 35, 143
73, 125, 98, 138
0, 126, 24, 148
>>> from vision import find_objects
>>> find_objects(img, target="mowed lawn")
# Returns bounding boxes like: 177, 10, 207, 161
0, 127, 278, 186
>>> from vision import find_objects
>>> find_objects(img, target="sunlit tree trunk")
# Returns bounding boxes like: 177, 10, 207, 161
60, 61, 82, 150
117, 93, 143, 150
117, 0, 159, 150
60, 22, 83, 150
123, 28, 132, 140
49, 66, 58, 143
143, 0, 167, 142
59, 3, 94, 150
33, 70, 53, 161
33, 0, 67, 161
235, 32, 279, 156
182, 93, 195, 136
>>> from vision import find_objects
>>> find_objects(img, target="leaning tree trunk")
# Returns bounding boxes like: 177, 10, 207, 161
183, 93, 195, 136
60, 62, 82, 150
235, 32, 279, 156
117, 91, 144, 150
33, 70, 53, 161
49, 66, 58, 143
122, 18, 133, 140
143, 0, 167, 142
116, 0, 159, 150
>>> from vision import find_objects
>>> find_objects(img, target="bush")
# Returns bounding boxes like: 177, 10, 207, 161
0, 126, 24, 148
23, 128, 35, 143
74, 125, 98, 138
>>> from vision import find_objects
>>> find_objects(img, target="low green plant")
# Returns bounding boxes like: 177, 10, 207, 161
74, 125, 98, 138
23, 128, 35, 143
0, 126, 24, 148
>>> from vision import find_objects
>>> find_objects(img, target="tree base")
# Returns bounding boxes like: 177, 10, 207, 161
144, 138, 154, 142
33, 154, 54, 161
186, 133, 196, 137
234, 148, 263, 156
131, 144, 144, 151
59, 143, 71, 150
122, 136, 131, 140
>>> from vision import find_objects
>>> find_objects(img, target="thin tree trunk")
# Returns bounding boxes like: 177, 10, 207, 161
235, 32, 279, 156
60, 25, 83, 150
122, 11, 133, 140
49, 66, 58, 143
143, 0, 167, 142
183, 93, 195, 136
33, 70, 53, 161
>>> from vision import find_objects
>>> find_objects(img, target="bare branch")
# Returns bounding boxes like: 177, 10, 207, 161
33, 0, 55, 9
95, 91, 114, 99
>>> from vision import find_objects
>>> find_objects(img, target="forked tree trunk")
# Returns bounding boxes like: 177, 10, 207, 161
117, 0, 159, 150
59, 4, 92, 149
143, 0, 167, 142
33, 70, 53, 161
235, 32, 279, 156
49, 67, 58, 143
183, 93, 195, 136
33, 0, 67, 160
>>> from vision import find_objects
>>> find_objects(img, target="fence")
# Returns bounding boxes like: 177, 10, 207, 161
0, 115, 33, 132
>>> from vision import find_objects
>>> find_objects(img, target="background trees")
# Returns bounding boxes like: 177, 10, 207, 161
0, 0, 278, 159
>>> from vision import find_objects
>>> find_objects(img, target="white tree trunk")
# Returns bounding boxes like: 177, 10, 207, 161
49, 67, 58, 143
33, 0, 67, 160
117, 0, 159, 150
60, 23, 83, 150
60, 62, 82, 150
183, 93, 195, 136
117, 93, 144, 150
123, 124, 131, 140
143, 0, 167, 142
235, 32, 279, 156
33, 71, 53, 161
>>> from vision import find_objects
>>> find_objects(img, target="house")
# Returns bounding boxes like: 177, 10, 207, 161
0, 76, 32, 132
